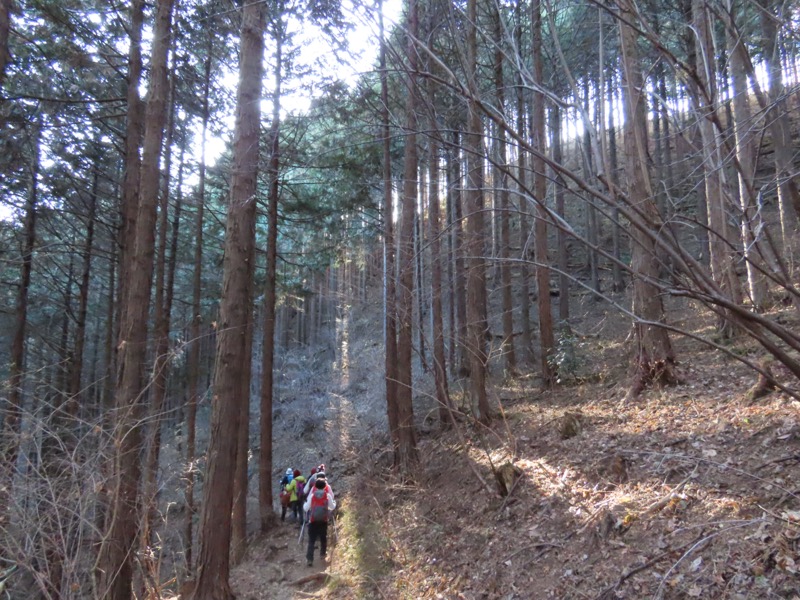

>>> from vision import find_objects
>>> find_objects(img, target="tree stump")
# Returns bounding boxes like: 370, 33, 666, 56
495, 462, 521, 497
559, 412, 583, 439
746, 360, 777, 401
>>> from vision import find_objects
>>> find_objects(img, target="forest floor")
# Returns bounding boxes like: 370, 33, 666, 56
176, 287, 800, 600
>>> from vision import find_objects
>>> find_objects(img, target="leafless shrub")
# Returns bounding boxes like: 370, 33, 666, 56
1, 400, 110, 600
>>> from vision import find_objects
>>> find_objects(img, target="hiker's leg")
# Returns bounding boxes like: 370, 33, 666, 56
306, 524, 318, 564
320, 523, 328, 558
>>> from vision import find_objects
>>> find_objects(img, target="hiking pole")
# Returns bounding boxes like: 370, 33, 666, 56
298, 519, 306, 545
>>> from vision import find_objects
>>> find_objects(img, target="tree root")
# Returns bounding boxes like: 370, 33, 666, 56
628, 358, 680, 399
746, 359, 777, 401
290, 571, 329, 586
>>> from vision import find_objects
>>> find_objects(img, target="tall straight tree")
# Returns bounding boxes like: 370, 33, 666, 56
1, 123, 40, 524
141, 64, 179, 563
581, 79, 601, 293
395, 0, 420, 472
551, 104, 570, 320
117, 0, 145, 355
604, 67, 625, 293
187, 1, 267, 597
428, 138, 453, 426
379, 0, 400, 452
232, 276, 254, 562
259, 0, 286, 532
493, 3, 516, 375
758, 0, 800, 234
448, 128, 469, 373
514, 56, 533, 365
102, 240, 116, 414
414, 195, 428, 373
184, 34, 213, 571
465, 0, 491, 422
617, 0, 677, 397
67, 138, 101, 406
726, 2, 768, 310
532, 0, 554, 385
691, 0, 742, 335
425, 70, 454, 426
97, 0, 175, 596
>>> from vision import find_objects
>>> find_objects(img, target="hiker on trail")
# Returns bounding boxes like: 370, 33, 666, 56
313, 471, 334, 499
303, 463, 333, 499
302, 472, 335, 526
303, 477, 336, 566
279, 468, 293, 521
302, 466, 318, 496
280, 468, 293, 491
285, 469, 306, 523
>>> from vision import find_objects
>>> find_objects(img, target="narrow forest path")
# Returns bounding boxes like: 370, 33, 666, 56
230, 516, 334, 599
228, 388, 352, 600
227, 305, 386, 599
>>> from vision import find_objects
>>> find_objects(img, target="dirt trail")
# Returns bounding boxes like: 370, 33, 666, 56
228, 306, 383, 599
230, 515, 337, 599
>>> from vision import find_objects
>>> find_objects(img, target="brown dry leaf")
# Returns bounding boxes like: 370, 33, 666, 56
687, 585, 703, 597
783, 510, 800, 522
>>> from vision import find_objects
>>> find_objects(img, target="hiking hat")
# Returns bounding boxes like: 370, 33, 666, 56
310, 467, 317, 476
316, 471, 326, 480
293, 469, 301, 477
317, 463, 326, 472
315, 478, 326, 489
286, 468, 293, 475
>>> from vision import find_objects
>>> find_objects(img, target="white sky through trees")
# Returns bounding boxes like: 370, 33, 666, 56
196, 0, 403, 172
0, 1, 402, 223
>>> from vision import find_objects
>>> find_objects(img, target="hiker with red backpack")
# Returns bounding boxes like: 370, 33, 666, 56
303, 477, 336, 566
303, 463, 334, 499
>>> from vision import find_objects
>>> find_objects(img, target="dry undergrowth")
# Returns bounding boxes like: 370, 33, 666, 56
167, 292, 800, 600
317, 297, 800, 600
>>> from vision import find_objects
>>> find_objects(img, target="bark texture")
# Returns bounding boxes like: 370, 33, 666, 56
259, 5, 285, 532
187, 1, 266, 596
465, 0, 490, 422
97, 0, 175, 596
184, 37, 212, 572
618, 0, 678, 398
532, 0, 555, 385
395, 0, 420, 471
379, 0, 400, 452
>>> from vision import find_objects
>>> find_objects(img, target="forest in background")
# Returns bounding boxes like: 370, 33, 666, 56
1, 0, 799, 597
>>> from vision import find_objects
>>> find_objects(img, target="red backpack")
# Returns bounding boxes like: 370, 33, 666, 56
308, 488, 330, 523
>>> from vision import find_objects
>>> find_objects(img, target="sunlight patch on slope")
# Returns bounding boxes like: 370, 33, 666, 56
335, 304, 351, 388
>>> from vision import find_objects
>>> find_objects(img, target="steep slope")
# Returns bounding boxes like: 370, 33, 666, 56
178, 283, 800, 599
319, 294, 800, 599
